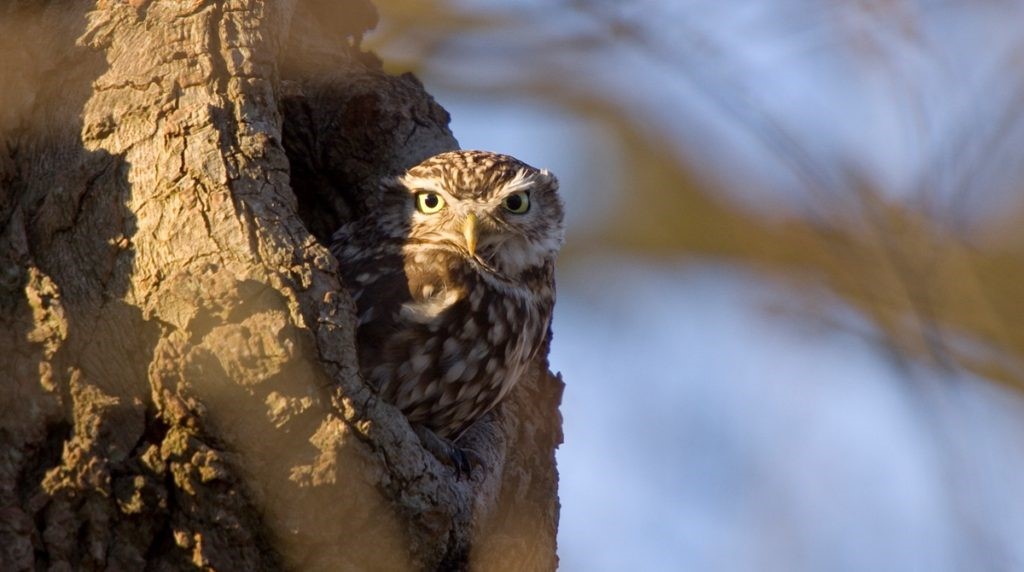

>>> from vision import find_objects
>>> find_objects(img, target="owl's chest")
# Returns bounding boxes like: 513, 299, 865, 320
392, 258, 548, 416
408, 291, 542, 428
401, 267, 545, 367
345, 247, 552, 436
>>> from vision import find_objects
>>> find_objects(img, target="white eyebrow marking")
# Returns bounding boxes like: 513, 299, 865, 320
496, 169, 537, 196
398, 175, 462, 208
399, 175, 446, 194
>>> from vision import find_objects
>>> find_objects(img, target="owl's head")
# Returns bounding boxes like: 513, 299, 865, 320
388, 150, 565, 277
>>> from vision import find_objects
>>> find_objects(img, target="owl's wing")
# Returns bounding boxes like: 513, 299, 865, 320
330, 222, 412, 364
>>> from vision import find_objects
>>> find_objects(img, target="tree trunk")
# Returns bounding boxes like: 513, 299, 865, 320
0, 2, 562, 570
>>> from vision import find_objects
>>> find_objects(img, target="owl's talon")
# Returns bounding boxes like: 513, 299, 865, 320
413, 424, 482, 478
449, 447, 471, 477
449, 446, 484, 478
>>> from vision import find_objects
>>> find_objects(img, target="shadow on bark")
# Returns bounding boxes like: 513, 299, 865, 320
1, 5, 281, 567
1, 2, 563, 570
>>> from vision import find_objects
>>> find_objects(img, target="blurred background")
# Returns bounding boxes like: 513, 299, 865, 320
368, 1, 1024, 570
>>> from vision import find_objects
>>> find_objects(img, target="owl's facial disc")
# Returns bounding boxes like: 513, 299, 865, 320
398, 151, 564, 277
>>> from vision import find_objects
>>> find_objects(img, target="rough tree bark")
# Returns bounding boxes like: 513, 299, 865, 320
0, 1, 563, 570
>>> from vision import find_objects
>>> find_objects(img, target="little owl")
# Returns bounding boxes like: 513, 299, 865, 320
330, 150, 564, 471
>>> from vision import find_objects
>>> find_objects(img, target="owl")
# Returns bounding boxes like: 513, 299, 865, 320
330, 150, 564, 470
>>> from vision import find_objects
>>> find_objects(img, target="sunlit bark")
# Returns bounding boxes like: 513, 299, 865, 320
0, 2, 562, 570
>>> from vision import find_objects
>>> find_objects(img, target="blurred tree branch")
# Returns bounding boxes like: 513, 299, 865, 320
369, 0, 1024, 389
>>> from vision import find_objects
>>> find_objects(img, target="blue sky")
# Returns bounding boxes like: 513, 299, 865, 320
436, 90, 1024, 571
369, 2, 1024, 568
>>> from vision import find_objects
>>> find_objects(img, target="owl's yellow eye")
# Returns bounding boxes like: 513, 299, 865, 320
416, 192, 446, 214
502, 191, 530, 214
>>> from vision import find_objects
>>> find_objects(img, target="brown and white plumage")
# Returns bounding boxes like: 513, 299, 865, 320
331, 150, 564, 440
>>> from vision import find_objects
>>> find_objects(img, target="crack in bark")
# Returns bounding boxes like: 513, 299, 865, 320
2, 1, 562, 569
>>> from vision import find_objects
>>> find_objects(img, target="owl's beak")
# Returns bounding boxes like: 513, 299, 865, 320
463, 212, 479, 256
